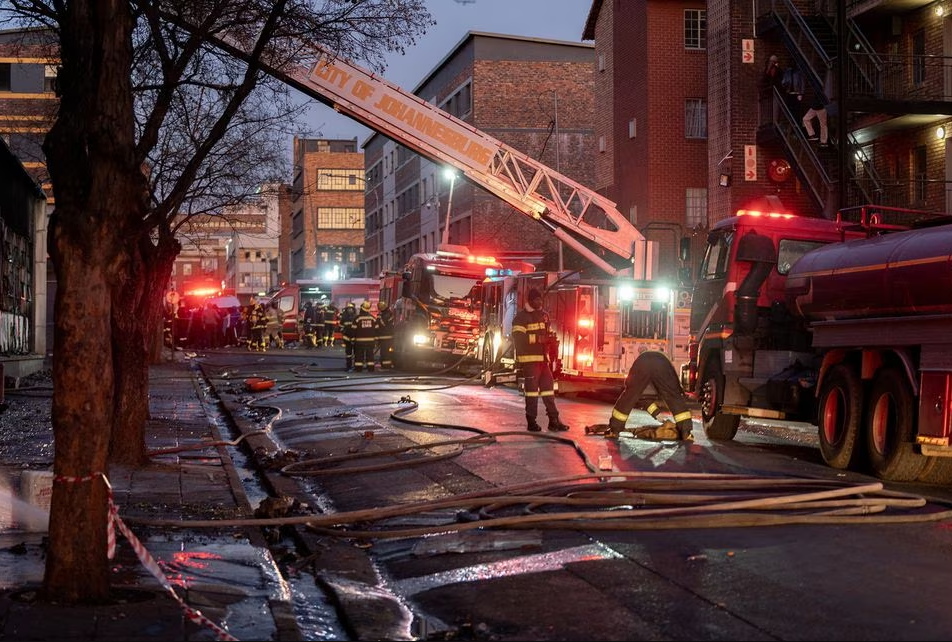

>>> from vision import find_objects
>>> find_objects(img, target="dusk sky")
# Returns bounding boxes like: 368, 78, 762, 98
301, 0, 593, 143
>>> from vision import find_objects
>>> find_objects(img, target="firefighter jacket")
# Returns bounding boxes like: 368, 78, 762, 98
323, 304, 339, 326
512, 306, 550, 366
376, 307, 394, 341
339, 305, 357, 341
352, 309, 377, 348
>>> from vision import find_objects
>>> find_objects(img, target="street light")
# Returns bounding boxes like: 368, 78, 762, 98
441, 167, 457, 247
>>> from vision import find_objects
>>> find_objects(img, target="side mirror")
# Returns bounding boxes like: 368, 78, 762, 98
679, 237, 691, 262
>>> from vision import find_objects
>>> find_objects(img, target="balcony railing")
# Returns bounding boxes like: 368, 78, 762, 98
847, 53, 952, 102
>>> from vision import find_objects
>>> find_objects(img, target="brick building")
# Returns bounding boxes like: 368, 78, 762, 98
288, 137, 365, 282
584, 1, 708, 283
361, 32, 596, 278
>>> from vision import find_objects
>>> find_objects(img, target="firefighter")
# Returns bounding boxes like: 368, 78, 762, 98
312, 300, 326, 348
512, 288, 570, 432
250, 302, 269, 352
352, 301, 378, 372
265, 303, 284, 349
339, 301, 358, 370
322, 298, 339, 346
376, 300, 395, 369
589, 350, 694, 442
301, 300, 318, 348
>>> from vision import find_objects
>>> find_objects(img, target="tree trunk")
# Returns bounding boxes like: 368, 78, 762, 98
41, 0, 141, 602
42, 224, 116, 602
109, 235, 177, 465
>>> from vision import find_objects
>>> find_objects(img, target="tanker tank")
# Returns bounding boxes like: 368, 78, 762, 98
785, 223, 952, 321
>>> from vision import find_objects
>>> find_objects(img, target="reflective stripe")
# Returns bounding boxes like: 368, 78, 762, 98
539, 390, 554, 397
517, 355, 544, 363
512, 325, 527, 333
611, 407, 629, 422
673, 410, 693, 423
525, 391, 540, 397
646, 402, 659, 415
525, 322, 546, 331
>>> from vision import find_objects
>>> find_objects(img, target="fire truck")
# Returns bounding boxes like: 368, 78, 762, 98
686, 202, 952, 483
378, 245, 505, 370
477, 271, 690, 391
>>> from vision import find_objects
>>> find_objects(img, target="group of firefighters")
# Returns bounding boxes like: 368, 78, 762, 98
299, 298, 395, 372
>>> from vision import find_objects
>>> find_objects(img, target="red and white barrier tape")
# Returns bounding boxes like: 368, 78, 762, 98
54, 472, 238, 641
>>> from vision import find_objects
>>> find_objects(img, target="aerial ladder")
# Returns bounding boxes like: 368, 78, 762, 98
201, 28, 656, 279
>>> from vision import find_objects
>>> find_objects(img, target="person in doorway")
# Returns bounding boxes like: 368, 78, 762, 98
512, 288, 570, 432
802, 91, 829, 147
588, 351, 694, 442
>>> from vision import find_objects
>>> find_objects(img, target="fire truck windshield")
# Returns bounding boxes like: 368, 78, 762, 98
427, 273, 483, 304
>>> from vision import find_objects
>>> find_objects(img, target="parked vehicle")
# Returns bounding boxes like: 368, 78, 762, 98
687, 203, 952, 483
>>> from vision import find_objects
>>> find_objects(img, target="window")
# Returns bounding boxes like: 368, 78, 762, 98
598, 136, 605, 153
317, 169, 364, 190
628, 118, 637, 139
685, 99, 707, 139
913, 145, 927, 203
912, 29, 926, 86
598, 54, 605, 72
684, 9, 707, 50
0, 63, 10, 91
685, 188, 707, 228
699, 231, 732, 281
777, 239, 826, 275
317, 207, 364, 229
44, 65, 57, 93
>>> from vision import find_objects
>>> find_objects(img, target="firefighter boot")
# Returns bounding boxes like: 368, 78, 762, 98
547, 417, 570, 432
527, 417, 542, 432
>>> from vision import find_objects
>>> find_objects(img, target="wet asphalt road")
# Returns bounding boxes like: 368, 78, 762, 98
198, 347, 952, 641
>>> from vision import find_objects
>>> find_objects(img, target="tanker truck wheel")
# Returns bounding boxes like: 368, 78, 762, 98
865, 367, 927, 482
700, 360, 740, 440
917, 456, 952, 485
817, 363, 865, 470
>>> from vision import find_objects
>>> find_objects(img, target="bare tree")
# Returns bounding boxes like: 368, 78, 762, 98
0, 0, 432, 603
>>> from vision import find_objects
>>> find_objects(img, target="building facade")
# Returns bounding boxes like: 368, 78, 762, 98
361, 32, 597, 278
584, 0, 709, 284
288, 137, 365, 283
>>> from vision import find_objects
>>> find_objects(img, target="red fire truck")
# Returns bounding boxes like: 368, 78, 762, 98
477, 271, 690, 392
686, 203, 952, 483
378, 245, 505, 370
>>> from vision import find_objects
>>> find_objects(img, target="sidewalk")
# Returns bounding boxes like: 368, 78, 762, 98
0, 356, 303, 641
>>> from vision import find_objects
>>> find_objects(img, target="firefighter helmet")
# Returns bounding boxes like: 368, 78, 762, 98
360, 301, 372, 312
378, 300, 388, 311
346, 301, 355, 308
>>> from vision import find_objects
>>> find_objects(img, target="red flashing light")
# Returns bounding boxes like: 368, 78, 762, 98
468, 254, 498, 266
736, 209, 795, 220
578, 317, 594, 331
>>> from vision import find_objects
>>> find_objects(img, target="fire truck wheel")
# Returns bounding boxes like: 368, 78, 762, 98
917, 456, 952, 485
817, 363, 865, 470
865, 367, 927, 482
700, 359, 740, 440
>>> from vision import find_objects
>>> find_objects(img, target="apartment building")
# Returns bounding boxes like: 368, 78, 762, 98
287, 137, 365, 284
584, 1, 708, 283
0, 28, 54, 372
714, 0, 952, 222
361, 32, 596, 278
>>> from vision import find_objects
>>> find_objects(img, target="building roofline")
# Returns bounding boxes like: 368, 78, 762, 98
583, 0, 603, 41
